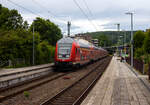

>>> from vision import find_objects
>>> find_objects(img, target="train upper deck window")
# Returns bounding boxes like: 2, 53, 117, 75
58, 43, 72, 58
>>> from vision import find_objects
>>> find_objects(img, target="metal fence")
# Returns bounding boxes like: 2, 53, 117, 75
0, 60, 9, 67
125, 57, 144, 74
125, 57, 150, 80
0, 58, 31, 68
148, 63, 150, 80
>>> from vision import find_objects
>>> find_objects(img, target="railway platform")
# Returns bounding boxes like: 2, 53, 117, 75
0, 63, 53, 77
81, 56, 150, 105
0, 63, 53, 88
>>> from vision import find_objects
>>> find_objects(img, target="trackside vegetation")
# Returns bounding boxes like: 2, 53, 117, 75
132, 30, 150, 75
133, 30, 150, 63
0, 4, 62, 67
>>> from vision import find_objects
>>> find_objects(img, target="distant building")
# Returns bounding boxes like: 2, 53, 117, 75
75, 34, 99, 46
146, 29, 150, 32
92, 39, 99, 47
75, 34, 92, 43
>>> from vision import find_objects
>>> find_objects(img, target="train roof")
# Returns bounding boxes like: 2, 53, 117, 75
57, 37, 93, 48
57, 37, 74, 44
74, 38, 94, 48
99, 47, 107, 51
57, 37, 107, 51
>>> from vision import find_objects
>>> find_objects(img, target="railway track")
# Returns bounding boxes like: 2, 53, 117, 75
0, 56, 111, 105
0, 71, 70, 102
0, 63, 75, 102
0, 59, 100, 103
40, 56, 112, 105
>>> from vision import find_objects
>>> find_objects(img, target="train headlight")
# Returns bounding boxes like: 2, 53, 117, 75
66, 55, 69, 58
59, 55, 62, 57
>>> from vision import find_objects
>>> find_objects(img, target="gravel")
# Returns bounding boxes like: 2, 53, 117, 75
0, 59, 106, 105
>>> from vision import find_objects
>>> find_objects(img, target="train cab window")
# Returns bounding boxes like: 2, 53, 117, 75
58, 43, 72, 59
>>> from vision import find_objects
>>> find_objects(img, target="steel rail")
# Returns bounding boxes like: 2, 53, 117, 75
40, 57, 111, 105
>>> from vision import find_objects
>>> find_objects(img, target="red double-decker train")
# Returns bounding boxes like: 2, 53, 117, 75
54, 37, 108, 69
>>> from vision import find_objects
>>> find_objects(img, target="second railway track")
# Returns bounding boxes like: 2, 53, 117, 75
40, 56, 112, 105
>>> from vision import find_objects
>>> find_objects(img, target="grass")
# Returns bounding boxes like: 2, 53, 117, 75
23, 91, 30, 98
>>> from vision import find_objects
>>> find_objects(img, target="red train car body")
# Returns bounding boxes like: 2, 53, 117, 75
54, 37, 108, 69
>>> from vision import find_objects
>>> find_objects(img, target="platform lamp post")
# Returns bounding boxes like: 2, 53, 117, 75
125, 12, 134, 67
67, 21, 71, 37
124, 30, 127, 56
32, 21, 35, 65
119, 35, 123, 57
123, 30, 127, 61
114, 23, 120, 56
122, 30, 126, 54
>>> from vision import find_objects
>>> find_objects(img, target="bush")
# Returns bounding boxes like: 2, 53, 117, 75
134, 48, 144, 60
23, 91, 30, 98
36, 41, 55, 64
144, 64, 149, 74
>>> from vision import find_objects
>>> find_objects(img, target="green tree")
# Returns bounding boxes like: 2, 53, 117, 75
133, 30, 145, 49
97, 35, 111, 47
133, 30, 145, 59
144, 30, 150, 54
0, 4, 2, 11
134, 48, 144, 60
0, 29, 40, 66
23, 21, 29, 30
30, 17, 62, 46
144, 30, 150, 62
0, 5, 23, 30
0, 4, 59, 67
144, 30, 150, 80
36, 41, 55, 64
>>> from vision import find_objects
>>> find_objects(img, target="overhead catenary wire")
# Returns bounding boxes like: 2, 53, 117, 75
7, 0, 68, 35
31, 0, 66, 22
82, 0, 99, 30
82, 0, 94, 18
7, 0, 98, 33
7, 0, 43, 18
31, 0, 72, 35
73, 0, 98, 31
32, 0, 56, 17
7, 0, 66, 24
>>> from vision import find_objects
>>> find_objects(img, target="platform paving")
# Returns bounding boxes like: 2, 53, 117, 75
81, 56, 150, 105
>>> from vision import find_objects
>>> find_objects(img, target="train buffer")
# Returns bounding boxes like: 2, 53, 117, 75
81, 56, 150, 105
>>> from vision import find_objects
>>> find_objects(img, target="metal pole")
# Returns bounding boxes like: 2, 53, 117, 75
33, 22, 35, 65
115, 23, 120, 56
112, 33, 114, 53
67, 21, 71, 37
125, 12, 134, 67
131, 13, 133, 67
124, 31, 126, 56
117, 23, 120, 31
123, 30, 126, 62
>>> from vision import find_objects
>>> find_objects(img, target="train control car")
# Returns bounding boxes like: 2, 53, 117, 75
54, 37, 108, 69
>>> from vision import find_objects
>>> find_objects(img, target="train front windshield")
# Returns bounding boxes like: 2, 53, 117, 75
58, 43, 72, 59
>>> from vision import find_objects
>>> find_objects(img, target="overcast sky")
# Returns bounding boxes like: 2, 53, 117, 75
1, 0, 150, 35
